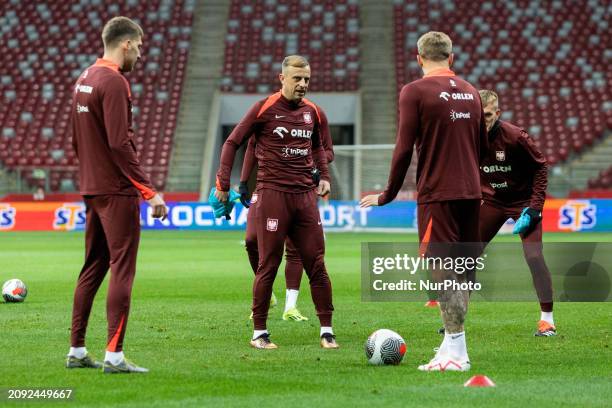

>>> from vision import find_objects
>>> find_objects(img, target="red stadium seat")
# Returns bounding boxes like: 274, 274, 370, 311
222, 0, 359, 93
0, 0, 193, 191
393, 1, 608, 166
0, 1, 193, 191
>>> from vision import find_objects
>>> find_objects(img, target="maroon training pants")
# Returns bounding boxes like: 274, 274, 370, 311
249, 188, 333, 330
245, 195, 304, 290
70, 194, 140, 352
479, 200, 553, 309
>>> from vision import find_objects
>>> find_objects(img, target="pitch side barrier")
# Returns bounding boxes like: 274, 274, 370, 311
361, 242, 612, 302
0, 199, 610, 232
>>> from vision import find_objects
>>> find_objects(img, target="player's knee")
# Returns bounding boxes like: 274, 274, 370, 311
285, 249, 301, 264
524, 250, 543, 266
255, 268, 278, 285
256, 255, 282, 277
305, 255, 329, 284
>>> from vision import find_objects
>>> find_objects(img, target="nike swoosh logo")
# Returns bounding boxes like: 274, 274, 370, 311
451, 334, 464, 340
275, 115, 285, 119
318, 221, 322, 225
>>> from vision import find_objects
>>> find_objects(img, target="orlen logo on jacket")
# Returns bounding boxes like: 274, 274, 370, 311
273, 126, 289, 138
558, 200, 596, 231
53, 203, 86, 231
0, 204, 16, 230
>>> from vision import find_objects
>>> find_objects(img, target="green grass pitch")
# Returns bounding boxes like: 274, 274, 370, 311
0, 231, 610, 407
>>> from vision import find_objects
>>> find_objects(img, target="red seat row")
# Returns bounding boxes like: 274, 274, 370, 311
221, 0, 360, 93
394, 1, 610, 166
0, 0, 193, 192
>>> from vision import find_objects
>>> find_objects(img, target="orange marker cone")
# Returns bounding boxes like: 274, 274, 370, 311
424, 300, 439, 308
464, 375, 496, 387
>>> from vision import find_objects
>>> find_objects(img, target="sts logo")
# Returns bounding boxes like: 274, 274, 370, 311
0, 204, 16, 230
558, 200, 596, 231
53, 203, 86, 231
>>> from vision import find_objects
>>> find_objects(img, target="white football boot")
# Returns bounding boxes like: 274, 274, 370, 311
417, 355, 471, 372
418, 342, 470, 372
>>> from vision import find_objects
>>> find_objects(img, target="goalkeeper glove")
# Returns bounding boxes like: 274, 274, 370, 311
513, 207, 542, 235
311, 167, 321, 186
238, 181, 250, 208
208, 187, 241, 220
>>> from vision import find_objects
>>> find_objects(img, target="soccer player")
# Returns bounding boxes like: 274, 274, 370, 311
239, 110, 334, 322
67, 16, 167, 373
477, 89, 555, 336
215, 55, 337, 350
360, 32, 488, 371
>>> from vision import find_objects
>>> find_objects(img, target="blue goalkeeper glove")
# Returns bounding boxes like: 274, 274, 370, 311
513, 207, 542, 235
209, 187, 241, 220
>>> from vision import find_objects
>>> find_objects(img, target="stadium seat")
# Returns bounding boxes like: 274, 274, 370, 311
588, 166, 612, 189
393, 0, 609, 166
221, 0, 359, 93
0, 0, 194, 191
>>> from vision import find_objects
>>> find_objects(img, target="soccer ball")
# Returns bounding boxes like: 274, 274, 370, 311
365, 329, 406, 365
2, 279, 28, 303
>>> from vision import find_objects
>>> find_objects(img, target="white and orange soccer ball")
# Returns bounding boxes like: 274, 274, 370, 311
2, 279, 28, 303
365, 329, 407, 365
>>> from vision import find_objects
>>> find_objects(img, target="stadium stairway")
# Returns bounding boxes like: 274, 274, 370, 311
359, 0, 396, 144
549, 131, 612, 196
358, 0, 398, 190
166, 0, 229, 192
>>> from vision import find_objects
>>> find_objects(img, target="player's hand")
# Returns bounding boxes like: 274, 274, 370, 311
238, 181, 250, 208
523, 207, 542, 235
147, 193, 168, 220
360, 194, 381, 208
311, 167, 321, 186
513, 207, 542, 236
215, 189, 229, 203
317, 179, 330, 197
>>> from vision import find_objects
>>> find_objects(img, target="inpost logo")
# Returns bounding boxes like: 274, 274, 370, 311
53, 203, 86, 231
0, 204, 16, 230
558, 200, 596, 231
450, 110, 471, 121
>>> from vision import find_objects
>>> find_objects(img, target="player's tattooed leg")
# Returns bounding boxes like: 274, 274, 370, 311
433, 269, 468, 334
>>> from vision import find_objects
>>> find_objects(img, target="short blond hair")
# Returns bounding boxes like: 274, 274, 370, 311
417, 31, 452, 61
479, 90, 499, 109
282, 55, 310, 73
102, 16, 143, 49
